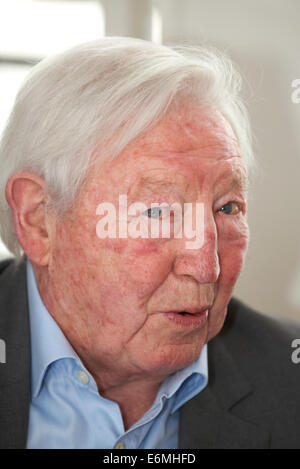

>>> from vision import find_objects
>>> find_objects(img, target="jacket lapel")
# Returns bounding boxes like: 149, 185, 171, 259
0, 258, 31, 449
179, 337, 270, 448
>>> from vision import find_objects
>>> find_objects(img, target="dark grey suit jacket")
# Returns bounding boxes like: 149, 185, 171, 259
1, 258, 300, 449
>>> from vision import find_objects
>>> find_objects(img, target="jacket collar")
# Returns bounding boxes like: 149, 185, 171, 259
0, 257, 31, 448
179, 336, 270, 448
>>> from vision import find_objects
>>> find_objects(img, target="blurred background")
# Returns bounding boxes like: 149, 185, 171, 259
0, 0, 299, 320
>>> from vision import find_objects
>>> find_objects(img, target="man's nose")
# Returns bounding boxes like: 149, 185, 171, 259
173, 213, 220, 284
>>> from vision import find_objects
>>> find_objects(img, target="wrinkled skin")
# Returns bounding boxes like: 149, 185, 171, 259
35, 106, 249, 425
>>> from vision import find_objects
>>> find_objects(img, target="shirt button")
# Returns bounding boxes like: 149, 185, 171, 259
76, 370, 89, 384
114, 442, 126, 449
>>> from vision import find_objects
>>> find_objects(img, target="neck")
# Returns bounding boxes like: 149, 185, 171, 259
99, 378, 163, 430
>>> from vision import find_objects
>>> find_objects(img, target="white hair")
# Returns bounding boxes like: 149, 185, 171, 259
0, 37, 253, 257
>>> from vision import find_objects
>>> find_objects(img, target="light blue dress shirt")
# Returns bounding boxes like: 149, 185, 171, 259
26, 260, 208, 449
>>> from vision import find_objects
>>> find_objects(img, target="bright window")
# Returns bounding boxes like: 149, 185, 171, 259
0, 0, 105, 256
0, 0, 105, 59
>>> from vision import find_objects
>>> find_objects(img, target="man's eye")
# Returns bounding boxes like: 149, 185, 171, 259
218, 202, 240, 215
144, 207, 163, 218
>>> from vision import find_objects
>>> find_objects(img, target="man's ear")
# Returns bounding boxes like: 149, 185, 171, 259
5, 171, 52, 265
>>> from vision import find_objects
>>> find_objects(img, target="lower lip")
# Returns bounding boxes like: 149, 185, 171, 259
164, 310, 208, 328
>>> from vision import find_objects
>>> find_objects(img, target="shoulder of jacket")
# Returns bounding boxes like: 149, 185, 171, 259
0, 256, 15, 274
216, 297, 300, 384
223, 296, 300, 343
0, 256, 26, 281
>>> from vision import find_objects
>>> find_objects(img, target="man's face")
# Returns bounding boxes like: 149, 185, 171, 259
46, 106, 249, 383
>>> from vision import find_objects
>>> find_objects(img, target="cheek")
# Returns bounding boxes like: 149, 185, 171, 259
54, 216, 173, 306
124, 240, 172, 283
217, 217, 249, 288
52, 217, 98, 273
207, 220, 248, 341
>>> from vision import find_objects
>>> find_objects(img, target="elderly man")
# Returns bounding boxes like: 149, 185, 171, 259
0, 37, 299, 449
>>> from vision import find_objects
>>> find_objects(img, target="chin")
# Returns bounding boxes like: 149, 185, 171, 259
139, 342, 207, 376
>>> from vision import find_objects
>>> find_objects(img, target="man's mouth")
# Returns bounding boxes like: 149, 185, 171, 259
161, 307, 210, 328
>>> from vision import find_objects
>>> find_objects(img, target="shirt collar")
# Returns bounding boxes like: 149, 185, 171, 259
27, 258, 208, 404
26, 259, 80, 398
155, 344, 208, 414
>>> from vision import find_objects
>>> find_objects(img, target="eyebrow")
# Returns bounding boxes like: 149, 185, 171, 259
129, 176, 186, 199
137, 177, 181, 191
225, 173, 249, 193
129, 172, 248, 201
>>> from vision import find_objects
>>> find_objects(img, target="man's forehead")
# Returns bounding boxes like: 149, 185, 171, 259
92, 107, 245, 197
134, 107, 240, 156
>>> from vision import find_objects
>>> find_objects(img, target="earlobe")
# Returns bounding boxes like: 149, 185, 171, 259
5, 171, 51, 265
